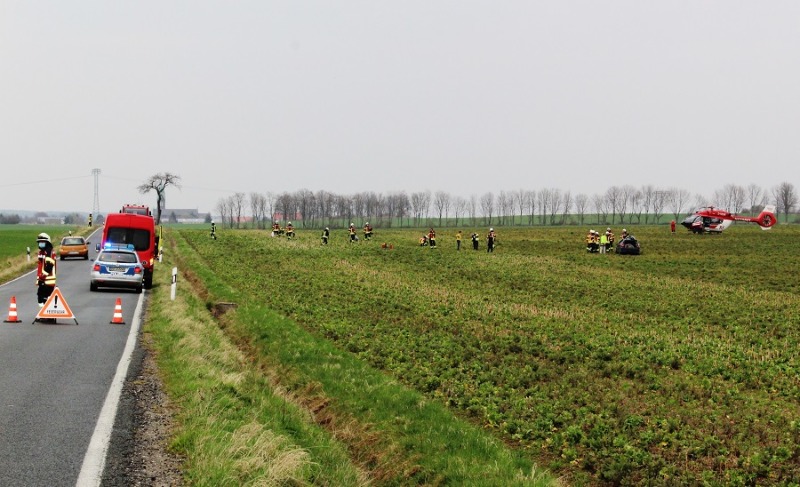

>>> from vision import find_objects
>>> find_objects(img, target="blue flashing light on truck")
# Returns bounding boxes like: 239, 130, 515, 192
100, 205, 159, 289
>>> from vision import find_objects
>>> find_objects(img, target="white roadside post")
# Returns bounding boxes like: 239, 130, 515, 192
171, 267, 178, 300
26, 246, 31, 262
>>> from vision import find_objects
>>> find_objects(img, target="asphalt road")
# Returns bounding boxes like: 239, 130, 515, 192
0, 230, 144, 487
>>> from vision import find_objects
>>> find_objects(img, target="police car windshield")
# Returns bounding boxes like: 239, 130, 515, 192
99, 251, 138, 264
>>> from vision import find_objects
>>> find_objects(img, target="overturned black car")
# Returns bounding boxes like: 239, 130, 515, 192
615, 235, 641, 255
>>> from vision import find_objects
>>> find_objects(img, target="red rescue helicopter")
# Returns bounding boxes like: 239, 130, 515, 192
681, 205, 776, 234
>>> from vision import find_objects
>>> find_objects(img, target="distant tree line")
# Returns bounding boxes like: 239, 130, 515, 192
213, 182, 799, 229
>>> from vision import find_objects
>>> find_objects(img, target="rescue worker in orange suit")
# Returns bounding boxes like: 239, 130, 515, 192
363, 222, 373, 241
35, 232, 57, 308
349, 223, 357, 243
285, 221, 295, 239
586, 229, 599, 253
272, 221, 282, 236
605, 228, 614, 253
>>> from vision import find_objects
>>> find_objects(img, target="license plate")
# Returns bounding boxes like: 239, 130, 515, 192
108, 266, 126, 273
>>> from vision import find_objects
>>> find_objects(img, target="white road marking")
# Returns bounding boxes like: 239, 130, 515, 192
75, 291, 145, 487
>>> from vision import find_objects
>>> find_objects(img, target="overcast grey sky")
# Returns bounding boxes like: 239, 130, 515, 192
2, 1, 799, 214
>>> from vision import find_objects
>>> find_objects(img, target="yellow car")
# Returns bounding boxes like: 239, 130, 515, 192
59, 236, 89, 260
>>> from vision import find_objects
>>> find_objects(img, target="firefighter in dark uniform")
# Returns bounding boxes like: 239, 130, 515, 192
363, 222, 373, 241
321, 227, 330, 245
35, 232, 57, 308
286, 221, 295, 239
487, 228, 496, 252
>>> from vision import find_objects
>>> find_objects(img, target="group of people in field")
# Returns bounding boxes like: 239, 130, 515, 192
586, 227, 641, 255
419, 227, 496, 252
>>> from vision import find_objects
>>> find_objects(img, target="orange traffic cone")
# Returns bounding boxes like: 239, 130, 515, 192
110, 298, 125, 324
4, 296, 22, 323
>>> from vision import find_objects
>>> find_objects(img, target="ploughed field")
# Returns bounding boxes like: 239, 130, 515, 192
169, 224, 800, 486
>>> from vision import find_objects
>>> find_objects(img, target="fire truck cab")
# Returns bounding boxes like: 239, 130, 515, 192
100, 205, 159, 289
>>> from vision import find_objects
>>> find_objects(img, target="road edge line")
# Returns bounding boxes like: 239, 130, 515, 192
75, 291, 145, 487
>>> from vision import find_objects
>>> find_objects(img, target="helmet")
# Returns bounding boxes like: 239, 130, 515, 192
622, 228, 627, 232
607, 227, 611, 231
490, 228, 494, 231
37, 232, 51, 243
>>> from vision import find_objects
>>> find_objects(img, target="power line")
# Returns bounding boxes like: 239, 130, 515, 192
0, 175, 90, 188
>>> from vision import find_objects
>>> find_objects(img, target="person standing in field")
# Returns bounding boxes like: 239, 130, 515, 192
321, 227, 329, 245
670, 220, 676, 234
210, 220, 217, 240
471, 232, 479, 250
487, 228, 496, 253
455, 230, 462, 251
428, 228, 437, 248
349, 223, 357, 243
599, 231, 608, 254
363, 222, 373, 241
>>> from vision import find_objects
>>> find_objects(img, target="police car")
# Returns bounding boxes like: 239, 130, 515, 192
90, 244, 144, 293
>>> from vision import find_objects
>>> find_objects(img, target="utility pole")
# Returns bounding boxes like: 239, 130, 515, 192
92, 168, 101, 217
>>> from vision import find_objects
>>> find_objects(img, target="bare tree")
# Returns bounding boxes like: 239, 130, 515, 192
514, 189, 527, 226
537, 189, 550, 225
746, 184, 764, 214
480, 192, 494, 225
575, 193, 588, 226
772, 182, 798, 223
453, 196, 467, 227
433, 191, 451, 227
651, 189, 668, 224
525, 190, 536, 225
138, 172, 181, 225
276, 192, 294, 224
547, 188, 562, 225
249, 192, 267, 229
497, 191, 510, 225
618, 185, 636, 224
605, 186, 621, 224
593, 193, 609, 226
410, 191, 431, 226
291, 189, 311, 227
230, 193, 245, 228
265, 192, 276, 224
215, 197, 230, 227
628, 189, 644, 224
469, 194, 478, 225
667, 188, 690, 220
560, 191, 572, 225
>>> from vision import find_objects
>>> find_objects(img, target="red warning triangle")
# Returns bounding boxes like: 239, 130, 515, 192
36, 287, 76, 319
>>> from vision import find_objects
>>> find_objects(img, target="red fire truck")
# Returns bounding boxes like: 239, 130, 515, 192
100, 205, 159, 289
